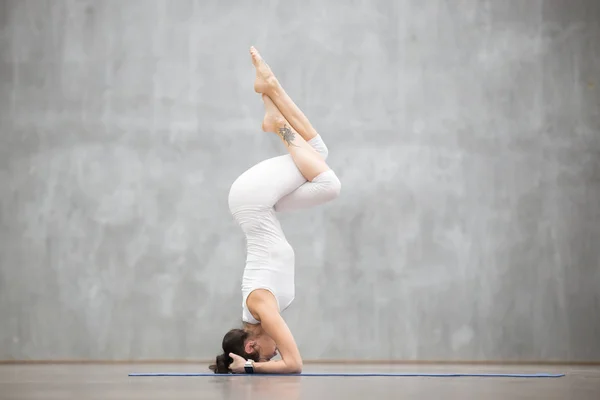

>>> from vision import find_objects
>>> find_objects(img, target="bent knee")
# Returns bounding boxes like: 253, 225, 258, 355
315, 169, 341, 200
327, 171, 341, 198
318, 146, 329, 161
308, 135, 329, 161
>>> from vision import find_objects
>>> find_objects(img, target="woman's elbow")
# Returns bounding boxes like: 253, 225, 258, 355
287, 359, 303, 374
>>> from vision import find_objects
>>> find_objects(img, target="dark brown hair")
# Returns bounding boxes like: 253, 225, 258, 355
209, 328, 261, 374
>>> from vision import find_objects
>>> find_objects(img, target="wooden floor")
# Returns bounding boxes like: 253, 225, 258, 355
1, 363, 599, 400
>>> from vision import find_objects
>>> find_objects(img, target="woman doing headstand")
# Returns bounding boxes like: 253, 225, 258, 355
209, 47, 341, 374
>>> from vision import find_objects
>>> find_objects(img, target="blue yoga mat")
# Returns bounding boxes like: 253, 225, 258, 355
129, 372, 565, 378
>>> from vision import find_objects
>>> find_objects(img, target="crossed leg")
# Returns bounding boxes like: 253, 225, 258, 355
249, 47, 339, 212
228, 93, 339, 218
251, 47, 321, 144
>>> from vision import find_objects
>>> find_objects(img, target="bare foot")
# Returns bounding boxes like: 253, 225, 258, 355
250, 46, 279, 94
262, 94, 286, 133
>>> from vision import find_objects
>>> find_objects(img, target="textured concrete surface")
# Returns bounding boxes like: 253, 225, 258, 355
0, 0, 599, 361
1, 364, 599, 400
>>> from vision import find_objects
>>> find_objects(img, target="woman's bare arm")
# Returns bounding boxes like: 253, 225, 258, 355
247, 290, 303, 374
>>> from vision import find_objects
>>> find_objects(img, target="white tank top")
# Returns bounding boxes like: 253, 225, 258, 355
236, 208, 296, 324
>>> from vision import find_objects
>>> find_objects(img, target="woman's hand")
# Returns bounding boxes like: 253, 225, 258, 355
228, 353, 247, 374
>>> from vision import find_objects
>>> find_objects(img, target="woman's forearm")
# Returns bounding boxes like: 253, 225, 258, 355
253, 359, 302, 374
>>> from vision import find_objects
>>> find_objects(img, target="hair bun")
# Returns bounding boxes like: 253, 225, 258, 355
209, 353, 232, 374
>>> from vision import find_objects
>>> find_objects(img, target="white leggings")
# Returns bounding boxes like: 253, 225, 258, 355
227, 135, 341, 214
228, 135, 341, 320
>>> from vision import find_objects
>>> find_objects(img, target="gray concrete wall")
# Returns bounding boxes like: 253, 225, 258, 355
1, 0, 598, 361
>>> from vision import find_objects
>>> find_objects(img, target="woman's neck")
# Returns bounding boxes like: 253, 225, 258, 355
243, 322, 263, 336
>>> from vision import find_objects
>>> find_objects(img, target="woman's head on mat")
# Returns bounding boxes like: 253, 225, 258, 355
209, 326, 278, 373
